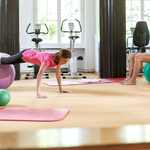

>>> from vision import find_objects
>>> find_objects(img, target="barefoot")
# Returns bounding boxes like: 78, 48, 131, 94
0, 52, 10, 58
0, 53, 10, 64
119, 78, 130, 84
122, 79, 136, 85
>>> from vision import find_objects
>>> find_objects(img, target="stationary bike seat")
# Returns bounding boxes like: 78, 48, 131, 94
68, 35, 79, 39
32, 38, 43, 43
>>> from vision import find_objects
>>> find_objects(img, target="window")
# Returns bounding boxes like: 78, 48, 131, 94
126, 0, 141, 39
126, 0, 150, 46
35, 0, 84, 48
37, 0, 58, 44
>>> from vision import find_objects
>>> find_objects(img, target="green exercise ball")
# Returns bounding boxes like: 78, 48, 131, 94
144, 63, 150, 83
0, 89, 10, 106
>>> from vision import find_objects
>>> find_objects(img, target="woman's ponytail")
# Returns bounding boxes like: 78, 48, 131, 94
54, 52, 60, 65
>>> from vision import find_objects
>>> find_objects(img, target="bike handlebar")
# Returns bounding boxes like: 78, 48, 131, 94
26, 23, 49, 35
60, 19, 82, 33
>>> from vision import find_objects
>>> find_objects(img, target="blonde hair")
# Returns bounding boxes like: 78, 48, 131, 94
54, 48, 72, 65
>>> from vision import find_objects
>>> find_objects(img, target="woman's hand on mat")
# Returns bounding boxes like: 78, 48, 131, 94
37, 94, 48, 98
60, 90, 70, 93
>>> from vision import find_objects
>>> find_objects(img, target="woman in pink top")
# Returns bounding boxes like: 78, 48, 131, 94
0, 48, 71, 98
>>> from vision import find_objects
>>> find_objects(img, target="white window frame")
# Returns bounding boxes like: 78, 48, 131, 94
33, 0, 85, 49
143, 0, 150, 30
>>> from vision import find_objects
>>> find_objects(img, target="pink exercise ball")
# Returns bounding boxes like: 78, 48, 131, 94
0, 64, 15, 89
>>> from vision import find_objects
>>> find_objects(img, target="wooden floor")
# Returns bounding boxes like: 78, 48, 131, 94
1, 73, 150, 150
1, 125, 150, 150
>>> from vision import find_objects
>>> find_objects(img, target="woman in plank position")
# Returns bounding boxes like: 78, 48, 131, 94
0, 48, 71, 98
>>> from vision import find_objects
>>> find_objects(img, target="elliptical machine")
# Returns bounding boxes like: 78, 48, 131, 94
25, 23, 49, 79
61, 19, 86, 79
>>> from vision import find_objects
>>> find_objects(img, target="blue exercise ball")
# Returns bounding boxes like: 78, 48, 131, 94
144, 63, 150, 83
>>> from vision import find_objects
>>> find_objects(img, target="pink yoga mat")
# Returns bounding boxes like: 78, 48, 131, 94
0, 108, 69, 122
43, 78, 125, 86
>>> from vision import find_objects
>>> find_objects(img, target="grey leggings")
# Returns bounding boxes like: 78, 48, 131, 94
1, 49, 28, 65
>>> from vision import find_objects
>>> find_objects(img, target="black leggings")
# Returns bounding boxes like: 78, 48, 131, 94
1, 49, 28, 65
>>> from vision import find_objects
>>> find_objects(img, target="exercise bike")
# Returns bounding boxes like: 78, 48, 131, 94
25, 23, 49, 79
61, 19, 86, 79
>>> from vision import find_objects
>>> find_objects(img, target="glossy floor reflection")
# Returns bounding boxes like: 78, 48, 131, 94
1, 125, 150, 150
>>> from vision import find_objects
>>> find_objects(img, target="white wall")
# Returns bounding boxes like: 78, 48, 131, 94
95, 0, 99, 73
19, 0, 98, 73
20, 0, 34, 49
20, 0, 34, 72
84, 0, 96, 72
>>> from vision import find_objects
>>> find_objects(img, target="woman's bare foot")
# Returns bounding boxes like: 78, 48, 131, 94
119, 78, 131, 84
0, 52, 10, 64
0, 52, 10, 57
122, 79, 136, 85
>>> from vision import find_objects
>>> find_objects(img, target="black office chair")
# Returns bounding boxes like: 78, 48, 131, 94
126, 21, 150, 75
133, 21, 149, 52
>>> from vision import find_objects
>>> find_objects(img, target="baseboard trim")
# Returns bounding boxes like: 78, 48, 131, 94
21, 68, 96, 74
94, 71, 99, 76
